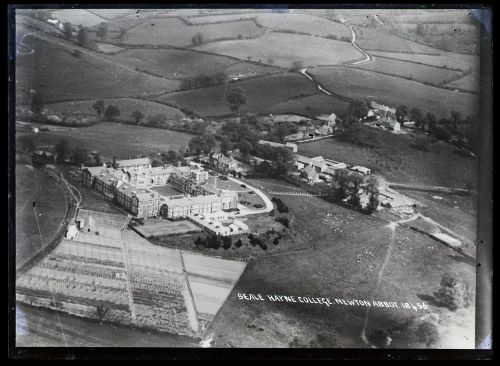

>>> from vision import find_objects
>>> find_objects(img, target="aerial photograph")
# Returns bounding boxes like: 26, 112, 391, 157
13, 6, 483, 350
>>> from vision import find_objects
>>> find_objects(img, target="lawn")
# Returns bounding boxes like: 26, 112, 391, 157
206, 178, 476, 348
15, 35, 180, 104
122, 18, 265, 47
151, 184, 183, 197
308, 66, 479, 118
195, 32, 364, 68
108, 48, 280, 79
17, 122, 194, 160
255, 13, 351, 39
370, 51, 479, 72
156, 72, 320, 117
355, 56, 465, 87
45, 98, 185, 120
298, 131, 478, 189
15, 164, 68, 266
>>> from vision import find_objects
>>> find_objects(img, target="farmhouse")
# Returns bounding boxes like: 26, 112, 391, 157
294, 154, 327, 172
369, 101, 396, 117
209, 152, 239, 174
350, 166, 371, 175
301, 165, 321, 184
378, 117, 401, 131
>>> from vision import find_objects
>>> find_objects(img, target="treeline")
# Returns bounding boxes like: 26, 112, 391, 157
179, 72, 227, 90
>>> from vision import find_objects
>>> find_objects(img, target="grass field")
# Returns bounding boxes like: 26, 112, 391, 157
308, 66, 479, 118
298, 131, 478, 190
353, 26, 444, 54
17, 122, 194, 160
15, 35, 179, 104
264, 93, 350, 118
206, 178, 476, 348
108, 48, 280, 79
156, 72, 320, 117
151, 184, 183, 196
255, 13, 351, 39
445, 71, 480, 92
195, 32, 363, 68
50, 9, 107, 27
184, 12, 262, 24
122, 18, 265, 47
135, 220, 202, 237
45, 98, 185, 120
355, 56, 465, 87
15, 164, 68, 266
370, 51, 479, 72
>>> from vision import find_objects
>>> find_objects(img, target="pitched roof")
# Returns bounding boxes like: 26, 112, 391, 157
116, 158, 151, 167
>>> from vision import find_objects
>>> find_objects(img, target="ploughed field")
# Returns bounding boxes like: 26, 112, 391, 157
15, 164, 68, 266
16, 209, 247, 340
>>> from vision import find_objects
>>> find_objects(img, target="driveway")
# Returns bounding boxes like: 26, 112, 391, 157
226, 176, 273, 216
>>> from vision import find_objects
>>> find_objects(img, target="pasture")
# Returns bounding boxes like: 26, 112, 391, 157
308, 66, 479, 118
15, 164, 68, 266
45, 98, 185, 120
255, 13, 351, 39
445, 71, 480, 92
354, 26, 442, 54
16, 122, 194, 160
355, 56, 465, 87
298, 130, 478, 189
108, 48, 280, 79
15, 36, 179, 104
195, 32, 363, 68
156, 72, 319, 117
50, 9, 106, 27
122, 18, 265, 47
371, 51, 479, 72
207, 178, 476, 348
264, 92, 350, 117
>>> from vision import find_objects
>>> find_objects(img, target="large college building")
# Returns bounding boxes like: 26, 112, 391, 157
82, 158, 238, 219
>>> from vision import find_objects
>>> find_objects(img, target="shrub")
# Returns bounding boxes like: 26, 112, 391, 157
433, 272, 471, 311
415, 321, 439, 347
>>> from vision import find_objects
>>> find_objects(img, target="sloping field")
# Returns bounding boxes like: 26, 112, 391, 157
16, 164, 67, 265
45, 98, 185, 120
207, 182, 475, 348
371, 51, 479, 72
16, 122, 193, 160
156, 72, 319, 117
50, 9, 107, 27
354, 26, 443, 54
196, 32, 363, 68
264, 93, 350, 118
86, 9, 137, 20
122, 18, 265, 47
184, 12, 262, 24
308, 66, 478, 118
445, 71, 480, 92
255, 13, 351, 39
355, 57, 464, 87
15, 36, 179, 104
108, 48, 280, 79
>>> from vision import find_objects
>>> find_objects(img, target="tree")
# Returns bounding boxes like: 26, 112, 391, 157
235, 239, 243, 248
71, 147, 88, 165
364, 176, 379, 213
415, 321, 439, 347
348, 173, 364, 208
238, 139, 253, 157
62, 22, 73, 39
395, 105, 408, 124
191, 32, 203, 46
433, 272, 471, 311
222, 236, 232, 250
416, 23, 426, 36
367, 328, 390, 348
410, 107, 424, 128
92, 100, 105, 120
203, 134, 216, 153
227, 87, 246, 115
104, 105, 120, 121
220, 137, 232, 155
96, 22, 108, 41
333, 169, 350, 200
30, 91, 44, 114
54, 138, 70, 162
119, 27, 127, 40
76, 27, 89, 47
425, 112, 437, 132
450, 110, 462, 134
189, 135, 209, 155
347, 100, 369, 120
131, 110, 144, 124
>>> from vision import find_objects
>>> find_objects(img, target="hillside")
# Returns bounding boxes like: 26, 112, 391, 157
15, 34, 179, 104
